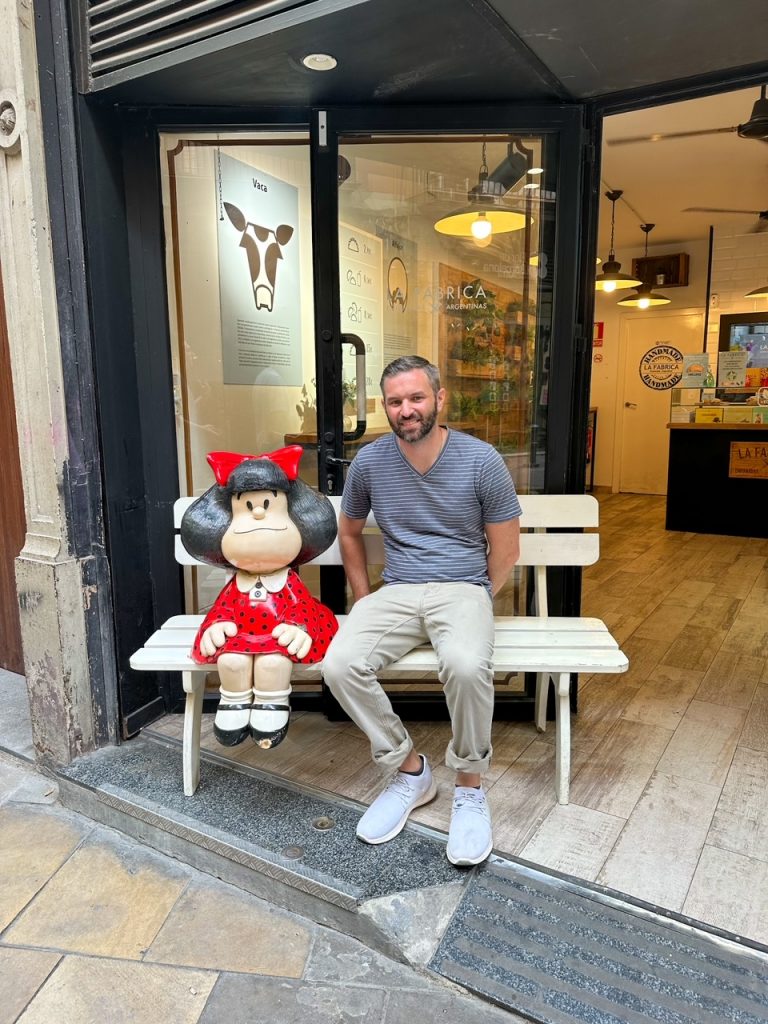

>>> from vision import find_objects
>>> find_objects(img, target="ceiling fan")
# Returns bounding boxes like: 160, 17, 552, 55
607, 85, 768, 146
681, 207, 768, 232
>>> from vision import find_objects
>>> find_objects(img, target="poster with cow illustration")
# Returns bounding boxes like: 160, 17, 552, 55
217, 153, 302, 386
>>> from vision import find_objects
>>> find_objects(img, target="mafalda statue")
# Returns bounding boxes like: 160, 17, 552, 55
181, 446, 338, 749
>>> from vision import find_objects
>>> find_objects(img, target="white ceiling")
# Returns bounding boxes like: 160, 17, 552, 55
600, 84, 768, 252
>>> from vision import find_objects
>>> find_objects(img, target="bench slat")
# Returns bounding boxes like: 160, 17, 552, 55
175, 531, 599, 568
174, 493, 599, 528
130, 644, 627, 675
142, 626, 621, 652
160, 613, 613, 632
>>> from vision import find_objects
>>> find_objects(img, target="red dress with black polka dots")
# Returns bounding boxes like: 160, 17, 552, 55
191, 570, 338, 665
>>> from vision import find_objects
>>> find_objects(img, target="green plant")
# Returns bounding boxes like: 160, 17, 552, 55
342, 376, 357, 407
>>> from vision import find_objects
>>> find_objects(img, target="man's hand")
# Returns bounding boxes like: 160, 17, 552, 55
199, 621, 238, 657
272, 623, 313, 659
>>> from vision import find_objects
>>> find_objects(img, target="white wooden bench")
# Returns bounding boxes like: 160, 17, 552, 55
130, 494, 628, 800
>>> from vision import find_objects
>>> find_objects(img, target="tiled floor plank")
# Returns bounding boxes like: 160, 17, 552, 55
597, 771, 721, 911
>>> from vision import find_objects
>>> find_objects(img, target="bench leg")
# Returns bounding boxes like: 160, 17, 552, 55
554, 672, 571, 805
182, 671, 205, 796
535, 672, 551, 733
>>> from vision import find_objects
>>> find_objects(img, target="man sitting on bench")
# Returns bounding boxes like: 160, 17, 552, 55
323, 355, 521, 866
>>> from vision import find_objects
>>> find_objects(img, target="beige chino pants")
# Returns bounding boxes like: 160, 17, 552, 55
322, 582, 495, 773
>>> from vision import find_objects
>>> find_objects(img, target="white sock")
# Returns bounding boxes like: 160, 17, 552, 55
219, 687, 253, 706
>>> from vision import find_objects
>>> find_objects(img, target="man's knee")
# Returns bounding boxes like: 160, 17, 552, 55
321, 637, 354, 691
440, 646, 493, 690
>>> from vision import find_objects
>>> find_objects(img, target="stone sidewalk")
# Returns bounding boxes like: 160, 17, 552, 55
0, 751, 520, 1024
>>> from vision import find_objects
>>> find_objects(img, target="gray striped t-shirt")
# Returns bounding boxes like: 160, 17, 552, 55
341, 428, 522, 592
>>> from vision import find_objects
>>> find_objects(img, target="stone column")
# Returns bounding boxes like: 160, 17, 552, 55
0, 0, 113, 764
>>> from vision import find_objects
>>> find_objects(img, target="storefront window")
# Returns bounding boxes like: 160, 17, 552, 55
159, 133, 318, 614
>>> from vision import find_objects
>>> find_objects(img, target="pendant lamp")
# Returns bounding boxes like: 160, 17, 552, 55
594, 190, 643, 292
745, 280, 768, 300
617, 224, 672, 308
434, 140, 529, 244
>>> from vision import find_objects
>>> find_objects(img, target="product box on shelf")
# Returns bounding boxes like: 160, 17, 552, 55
670, 406, 695, 423
722, 406, 755, 424
694, 407, 724, 423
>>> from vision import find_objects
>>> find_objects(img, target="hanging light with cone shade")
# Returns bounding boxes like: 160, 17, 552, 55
617, 224, 672, 308
594, 190, 643, 292
434, 140, 530, 245
745, 280, 768, 299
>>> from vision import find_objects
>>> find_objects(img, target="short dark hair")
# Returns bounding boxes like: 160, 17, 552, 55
180, 459, 337, 569
380, 355, 441, 396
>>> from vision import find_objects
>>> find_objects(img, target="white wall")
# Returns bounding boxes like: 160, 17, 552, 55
589, 231, 768, 489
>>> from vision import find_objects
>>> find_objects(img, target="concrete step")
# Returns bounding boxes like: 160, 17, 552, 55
55, 734, 466, 966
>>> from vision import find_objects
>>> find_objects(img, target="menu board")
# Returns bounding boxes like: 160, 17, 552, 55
680, 354, 710, 388
339, 223, 383, 397
217, 153, 302, 386
718, 350, 748, 388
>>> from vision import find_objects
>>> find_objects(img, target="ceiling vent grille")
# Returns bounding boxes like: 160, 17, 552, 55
84, 0, 307, 85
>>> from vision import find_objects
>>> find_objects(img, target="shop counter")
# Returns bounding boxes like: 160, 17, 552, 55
666, 422, 768, 537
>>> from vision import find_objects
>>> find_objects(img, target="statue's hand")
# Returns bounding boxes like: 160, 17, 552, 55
200, 621, 238, 657
272, 622, 312, 660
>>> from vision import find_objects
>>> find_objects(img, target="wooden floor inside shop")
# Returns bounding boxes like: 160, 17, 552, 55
147, 490, 768, 946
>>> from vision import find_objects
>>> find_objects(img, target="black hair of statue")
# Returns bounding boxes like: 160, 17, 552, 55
180, 459, 337, 569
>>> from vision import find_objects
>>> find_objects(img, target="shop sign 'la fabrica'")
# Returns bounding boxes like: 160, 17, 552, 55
639, 345, 684, 390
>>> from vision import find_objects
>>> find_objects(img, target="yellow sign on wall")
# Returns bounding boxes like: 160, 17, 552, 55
729, 442, 768, 479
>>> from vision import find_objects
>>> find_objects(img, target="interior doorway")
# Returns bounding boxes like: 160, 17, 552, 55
617, 312, 704, 494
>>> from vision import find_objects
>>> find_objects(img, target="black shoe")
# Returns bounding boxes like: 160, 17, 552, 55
213, 702, 252, 747
249, 702, 290, 749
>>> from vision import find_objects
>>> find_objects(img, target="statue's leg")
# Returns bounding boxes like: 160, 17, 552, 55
250, 654, 293, 749
214, 653, 254, 746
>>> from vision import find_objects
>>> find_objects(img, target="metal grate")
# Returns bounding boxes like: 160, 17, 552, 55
431, 862, 768, 1024
83, 0, 309, 84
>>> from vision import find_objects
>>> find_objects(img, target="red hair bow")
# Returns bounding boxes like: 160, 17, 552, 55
207, 446, 303, 487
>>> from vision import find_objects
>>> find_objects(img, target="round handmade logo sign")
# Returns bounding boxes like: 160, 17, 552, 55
639, 345, 683, 390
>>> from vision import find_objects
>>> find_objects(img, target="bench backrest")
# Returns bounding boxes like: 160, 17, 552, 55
172, 493, 598, 616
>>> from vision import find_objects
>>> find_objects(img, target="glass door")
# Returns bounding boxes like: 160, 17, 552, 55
313, 108, 586, 715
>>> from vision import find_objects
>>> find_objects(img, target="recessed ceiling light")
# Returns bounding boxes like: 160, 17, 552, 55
528, 167, 544, 175
523, 182, 540, 190
302, 53, 337, 71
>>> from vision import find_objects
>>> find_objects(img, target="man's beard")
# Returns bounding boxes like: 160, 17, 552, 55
388, 403, 438, 443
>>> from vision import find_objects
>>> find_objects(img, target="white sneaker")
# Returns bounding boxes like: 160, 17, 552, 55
356, 756, 438, 844
446, 787, 493, 866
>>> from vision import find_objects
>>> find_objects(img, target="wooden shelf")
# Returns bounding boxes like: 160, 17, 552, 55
668, 422, 768, 430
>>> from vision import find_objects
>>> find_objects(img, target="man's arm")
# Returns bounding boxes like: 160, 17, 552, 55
338, 512, 372, 601
485, 518, 521, 596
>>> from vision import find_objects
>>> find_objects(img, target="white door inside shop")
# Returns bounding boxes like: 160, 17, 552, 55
617, 312, 704, 494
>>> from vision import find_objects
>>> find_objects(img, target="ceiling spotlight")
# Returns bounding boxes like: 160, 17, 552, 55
434, 140, 530, 242
523, 182, 540, 190
617, 224, 671, 308
528, 167, 544, 175
594, 190, 643, 292
302, 53, 337, 71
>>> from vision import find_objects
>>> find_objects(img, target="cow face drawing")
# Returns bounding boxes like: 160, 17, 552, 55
224, 202, 294, 312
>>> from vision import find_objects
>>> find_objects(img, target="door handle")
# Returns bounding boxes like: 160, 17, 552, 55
624, 402, 638, 409
341, 333, 367, 441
